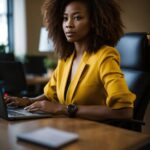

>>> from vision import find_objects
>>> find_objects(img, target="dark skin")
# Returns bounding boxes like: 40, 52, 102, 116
4, 95, 133, 121
4, 1, 133, 121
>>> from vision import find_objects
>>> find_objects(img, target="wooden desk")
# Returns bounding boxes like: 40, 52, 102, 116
26, 74, 50, 86
25, 74, 50, 95
0, 117, 150, 150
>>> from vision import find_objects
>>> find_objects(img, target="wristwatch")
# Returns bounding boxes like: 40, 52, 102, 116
67, 104, 78, 117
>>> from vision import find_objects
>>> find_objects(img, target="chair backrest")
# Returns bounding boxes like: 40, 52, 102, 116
0, 61, 28, 96
0, 53, 15, 61
115, 32, 150, 121
24, 55, 47, 75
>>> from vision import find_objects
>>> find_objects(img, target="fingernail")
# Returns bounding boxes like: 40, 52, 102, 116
24, 107, 28, 110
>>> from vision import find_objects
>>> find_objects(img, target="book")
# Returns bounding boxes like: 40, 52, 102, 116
17, 127, 79, 149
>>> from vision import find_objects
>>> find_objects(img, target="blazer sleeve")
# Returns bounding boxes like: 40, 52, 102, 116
98, 47, 136, 109
44, 67, 59, 102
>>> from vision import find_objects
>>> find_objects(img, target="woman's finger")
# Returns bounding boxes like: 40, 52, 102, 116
4, 96, 17, 103
7, 101, 17, 106
24, 102, 39, 110
25, 106, 40, 112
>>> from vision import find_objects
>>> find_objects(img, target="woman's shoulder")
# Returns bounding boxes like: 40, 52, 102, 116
96, 45, 119, 56
95, 45, 120, 62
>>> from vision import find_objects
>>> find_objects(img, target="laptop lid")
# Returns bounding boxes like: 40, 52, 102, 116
0, 89, 8, 119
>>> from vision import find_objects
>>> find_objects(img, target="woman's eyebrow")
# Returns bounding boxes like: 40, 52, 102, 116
63, 12, 82, 16
73, 12, 82, 15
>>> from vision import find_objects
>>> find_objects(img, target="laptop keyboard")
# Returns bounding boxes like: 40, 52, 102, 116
7, 109, 52, 118
8, 110, 26, 116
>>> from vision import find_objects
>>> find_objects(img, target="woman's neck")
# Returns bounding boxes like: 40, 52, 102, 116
74, 42, 87, 57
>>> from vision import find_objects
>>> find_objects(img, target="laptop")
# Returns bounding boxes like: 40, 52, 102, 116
0, 90, 52, 120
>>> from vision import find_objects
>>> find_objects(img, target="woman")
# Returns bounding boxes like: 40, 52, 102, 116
5, 0, 136, 121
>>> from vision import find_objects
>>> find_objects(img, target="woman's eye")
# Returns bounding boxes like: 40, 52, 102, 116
63, 16, 68, 21
74, 16, 82, 21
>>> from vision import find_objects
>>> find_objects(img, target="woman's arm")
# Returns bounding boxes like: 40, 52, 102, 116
75, 105, 133, 121
24, 100, 133, 121
29, 94, 48, 102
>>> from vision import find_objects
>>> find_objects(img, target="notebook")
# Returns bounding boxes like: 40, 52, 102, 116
17, 127, 79, 149
0, 89, 52, 120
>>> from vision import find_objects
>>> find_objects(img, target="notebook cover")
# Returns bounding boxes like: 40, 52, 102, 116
17, 127, 79, 149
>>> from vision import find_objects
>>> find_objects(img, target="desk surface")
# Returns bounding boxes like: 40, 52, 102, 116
0, 117, 150, 150
26, 74, 50, 86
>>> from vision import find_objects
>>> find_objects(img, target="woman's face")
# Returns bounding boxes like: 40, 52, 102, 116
62, 1, 91, 43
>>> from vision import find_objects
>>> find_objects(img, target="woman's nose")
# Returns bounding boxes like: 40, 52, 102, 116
66, 19, 74, 28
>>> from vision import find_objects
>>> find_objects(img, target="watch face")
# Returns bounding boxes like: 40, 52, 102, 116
69, 105, 75, 112
67, 104, 78, 117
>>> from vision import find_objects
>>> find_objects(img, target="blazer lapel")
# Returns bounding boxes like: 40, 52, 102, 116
66, 52, 90, 104
59, 52, 75, 103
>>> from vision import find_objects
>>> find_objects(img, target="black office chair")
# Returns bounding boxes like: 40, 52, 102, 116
0, 53, 15, 61
24, 55, 47, 75
0, 61, 35, 97
102, 33, 150, 132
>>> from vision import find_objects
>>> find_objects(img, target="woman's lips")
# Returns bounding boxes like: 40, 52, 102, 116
66, 32, 75, 37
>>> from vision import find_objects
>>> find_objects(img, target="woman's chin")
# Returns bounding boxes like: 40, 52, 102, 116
66, 37, 75, 43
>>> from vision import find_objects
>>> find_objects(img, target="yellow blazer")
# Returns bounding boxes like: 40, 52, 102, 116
44, 46, 136, 109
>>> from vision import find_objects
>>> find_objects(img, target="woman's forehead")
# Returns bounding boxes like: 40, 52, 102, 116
63, 1, 89, 14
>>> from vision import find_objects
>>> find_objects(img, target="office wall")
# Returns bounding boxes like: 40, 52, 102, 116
25, 0, 44, 55
120, 0, 150, 32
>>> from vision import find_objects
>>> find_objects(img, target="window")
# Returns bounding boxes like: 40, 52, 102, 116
0, 0, 13, 52
0, 0, 8, 46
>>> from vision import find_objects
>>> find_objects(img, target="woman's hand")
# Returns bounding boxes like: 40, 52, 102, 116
24, 100, 67, 115
4, 95, 32, 107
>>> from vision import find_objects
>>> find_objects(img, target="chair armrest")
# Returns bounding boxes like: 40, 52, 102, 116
101, 118, 145, 125
99, 118, 145, 132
